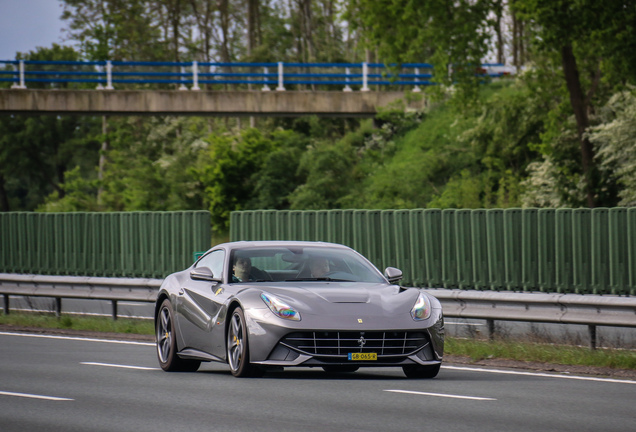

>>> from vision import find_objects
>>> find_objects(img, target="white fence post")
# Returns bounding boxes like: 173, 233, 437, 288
262, 67, 271, 91
413, 67, 422, 93
105, 61, 114, 90
343, 67, 352, 92
179, 65, 188, 90
361, 62, 369, 92
276, 62, 285, 91
96, 63, 104, 90
192, 61, 200, 90
11, 60, 26, 89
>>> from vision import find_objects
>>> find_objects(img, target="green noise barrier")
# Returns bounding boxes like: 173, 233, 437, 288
230, 208, 636, 295
0, 211, 211, 278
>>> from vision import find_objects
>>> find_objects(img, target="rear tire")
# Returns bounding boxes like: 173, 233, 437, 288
156, 299, 200, 372
402, 363, 440, 379
227, 308, 264, 378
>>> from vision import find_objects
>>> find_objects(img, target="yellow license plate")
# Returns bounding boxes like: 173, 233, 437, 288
348, 352, 377, 361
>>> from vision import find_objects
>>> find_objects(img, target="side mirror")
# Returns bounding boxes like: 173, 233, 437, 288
384, 267, 403, 284
190, 266, 221, 283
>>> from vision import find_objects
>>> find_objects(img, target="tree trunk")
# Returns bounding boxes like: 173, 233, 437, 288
493, 0, 504, 64
561, 43, 595, 207
218, 0, 231, 90
0, 174, 9, 211
219, 0, 231, 63
512, 11, 519, 68
247, 0, 259, 56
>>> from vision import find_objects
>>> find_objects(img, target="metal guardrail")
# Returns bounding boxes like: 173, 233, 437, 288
0, 274, 161, 320
1, 274, 634, 349
423, 289, 636, 349
0, 60, 513, 91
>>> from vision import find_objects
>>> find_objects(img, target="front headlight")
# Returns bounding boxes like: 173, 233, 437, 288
261, 292, 301, 321
410, 292, 431, 321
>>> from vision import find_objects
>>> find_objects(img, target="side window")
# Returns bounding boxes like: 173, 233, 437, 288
196, 250, 226, 279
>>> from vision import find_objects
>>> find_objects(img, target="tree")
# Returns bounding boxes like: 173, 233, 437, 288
514, 0, 636, 207
589, 88, 636, 206
0, 45, 101, 212
349, 0, 492, 102
61, 0, 164, 61
196, 128, 277, 231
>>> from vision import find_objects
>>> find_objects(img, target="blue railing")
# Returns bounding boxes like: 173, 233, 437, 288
0, 60, 512, 91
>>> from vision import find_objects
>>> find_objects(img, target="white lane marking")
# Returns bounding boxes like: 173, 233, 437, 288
443, 365, 636, 385
385, 389, 496, 401
0, 332, 154, 347
0, 390, 73, 401
444, 321, 484, 327
81, 362, 160, 371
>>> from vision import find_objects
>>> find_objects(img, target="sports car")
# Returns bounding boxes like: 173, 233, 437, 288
155, 240, 444, 378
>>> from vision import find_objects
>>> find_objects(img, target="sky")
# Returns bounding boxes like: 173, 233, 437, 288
0, 0, 71, 60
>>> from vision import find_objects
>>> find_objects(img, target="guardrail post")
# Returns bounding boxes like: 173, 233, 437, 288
191, 61, 200, 91
413, 67, 422, 93
343, 67, 352, 92
262, 67, 270, 91
112, 300, 118, 320
276, 62, 285, 91
3, 294, 9, 315
55, 298, 62, 318
588, 325, 597, 350
487, 319, 495, 340
105, 61, 114, 90
361, 62, 369, 92
11, 60, 26, 89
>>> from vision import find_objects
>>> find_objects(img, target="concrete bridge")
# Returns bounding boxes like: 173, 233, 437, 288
0, 89, 425, 117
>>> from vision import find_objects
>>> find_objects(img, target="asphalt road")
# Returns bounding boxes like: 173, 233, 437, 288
1, 332, 635, 432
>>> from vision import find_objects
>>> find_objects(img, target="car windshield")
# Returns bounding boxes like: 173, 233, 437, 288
228, 246, 386, 284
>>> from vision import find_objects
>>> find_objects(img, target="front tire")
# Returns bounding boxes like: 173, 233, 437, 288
227, 308, 263, 377
156, 299, 200, 372
402, 363, 441, 379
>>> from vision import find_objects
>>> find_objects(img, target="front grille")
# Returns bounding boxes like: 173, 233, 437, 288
281, 331, 428, 357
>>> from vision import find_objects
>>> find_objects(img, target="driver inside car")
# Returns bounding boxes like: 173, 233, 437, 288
232, 255, 272, 282
232, 256, 253, 282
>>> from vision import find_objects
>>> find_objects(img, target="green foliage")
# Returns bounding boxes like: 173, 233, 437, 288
98, 116, 209, 211
0, 312, 154, 335
197, 128, 291, 231
251, 130, 308, 209
349, 0, 491, 104
289, 139, 357, 209
446, 337, 636, 370
589, 88, 636, 206
38, 166, 100, 212
61, 0, 165, 61
0, 45, 101, 212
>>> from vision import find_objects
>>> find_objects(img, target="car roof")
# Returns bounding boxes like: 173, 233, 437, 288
214, 240, 352, 251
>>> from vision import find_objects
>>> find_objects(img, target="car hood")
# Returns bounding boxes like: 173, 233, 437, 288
251, 282, 420, 317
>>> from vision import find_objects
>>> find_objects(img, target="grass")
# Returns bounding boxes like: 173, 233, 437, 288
1, 311, 635, 371
0, 311, 154, 335
446, 337, 636, 371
